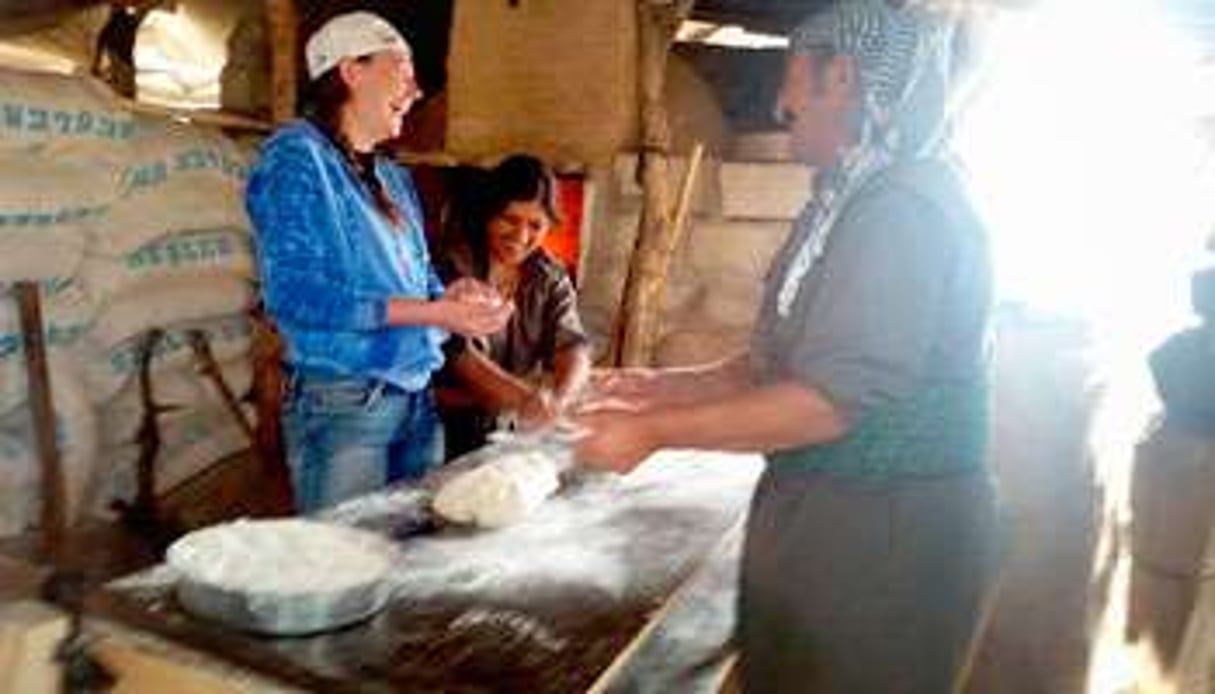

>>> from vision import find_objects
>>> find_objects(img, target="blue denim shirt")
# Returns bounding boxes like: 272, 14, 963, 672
246, 120, 446, 392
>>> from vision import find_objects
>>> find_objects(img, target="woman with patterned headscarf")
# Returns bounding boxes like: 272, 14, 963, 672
575, 0, 1000, 689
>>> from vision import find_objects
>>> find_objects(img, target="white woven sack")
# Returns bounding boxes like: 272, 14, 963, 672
0, 362, 99, 528
83, 313, 253, 405
0, 433, 36, 537
95, 403, 255, 515
81, 228, 254, 305
94, 121, 251, 254
101, 358, 254, 448
0, 282, 96, 414
0, 67, 136, 154
90, 275, 254, 350
0, 234, 86, 284
0, 155, 120, 282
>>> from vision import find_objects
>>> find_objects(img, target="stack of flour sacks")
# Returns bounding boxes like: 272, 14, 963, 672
0, 67, 258, 536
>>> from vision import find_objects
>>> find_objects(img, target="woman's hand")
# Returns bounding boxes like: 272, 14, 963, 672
446, 277, 502, 305
589, 367, 666, 410
517, 387, 557, 430
571, 401, 655, 474
436, 296, 513, 337
386, 288, 510, 335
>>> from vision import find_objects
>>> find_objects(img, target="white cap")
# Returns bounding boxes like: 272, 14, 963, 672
305, 12, 412, 81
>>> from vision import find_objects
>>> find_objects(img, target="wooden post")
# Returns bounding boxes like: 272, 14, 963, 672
611, 0, 697, 367
13, 283, 66, 564
265, 0, 298, 124
261, 0, 297, 515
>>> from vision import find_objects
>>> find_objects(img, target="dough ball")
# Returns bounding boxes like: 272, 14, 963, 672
433, 451, 560, 528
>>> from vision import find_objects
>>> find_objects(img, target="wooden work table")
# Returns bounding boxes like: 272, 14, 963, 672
87, 450, 760, 693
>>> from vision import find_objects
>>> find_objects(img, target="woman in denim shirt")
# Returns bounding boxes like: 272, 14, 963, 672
246, 12, 511, 513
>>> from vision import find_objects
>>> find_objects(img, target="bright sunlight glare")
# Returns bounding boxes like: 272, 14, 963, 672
956, 0, 1213, 361
957, 4, 1215, 691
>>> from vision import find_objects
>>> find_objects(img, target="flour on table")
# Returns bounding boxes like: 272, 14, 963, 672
433, 450, 560, 528
166, 518, 395, 594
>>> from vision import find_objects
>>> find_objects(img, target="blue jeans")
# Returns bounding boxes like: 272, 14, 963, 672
282, 368, 441, 513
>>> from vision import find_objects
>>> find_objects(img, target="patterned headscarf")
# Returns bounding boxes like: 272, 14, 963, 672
776, 0, 957, 318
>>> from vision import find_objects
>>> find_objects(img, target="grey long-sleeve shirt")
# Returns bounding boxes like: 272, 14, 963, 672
750, 159, 992, 422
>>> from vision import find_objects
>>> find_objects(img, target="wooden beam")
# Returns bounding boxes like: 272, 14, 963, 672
611, 0, 698, 367
13, 283, 66, 564
265, 0, 297, 124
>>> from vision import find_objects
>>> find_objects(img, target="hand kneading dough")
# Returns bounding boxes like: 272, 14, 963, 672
433, 451, 560, 528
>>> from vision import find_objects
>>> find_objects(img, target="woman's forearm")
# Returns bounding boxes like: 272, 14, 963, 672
660, 352, 753, 405
450, 349, 533, 413
385, 297, 441, 327
387, 296, 512, 336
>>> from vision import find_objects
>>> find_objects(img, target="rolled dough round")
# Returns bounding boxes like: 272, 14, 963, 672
166, 518, 394, 594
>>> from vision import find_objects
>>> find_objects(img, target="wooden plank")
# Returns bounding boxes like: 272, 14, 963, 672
94, 640, 257, 694
0, 601, 68, 694
13, 282, 66, 564
86, 619, 300, 694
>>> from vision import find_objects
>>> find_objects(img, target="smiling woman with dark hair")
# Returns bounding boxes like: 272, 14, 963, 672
436, 154, 592, 459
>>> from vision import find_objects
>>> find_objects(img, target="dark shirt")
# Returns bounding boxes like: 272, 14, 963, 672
440, 249, 588, 377
436, 248, 587, 457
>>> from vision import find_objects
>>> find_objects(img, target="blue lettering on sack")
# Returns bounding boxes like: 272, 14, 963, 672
174, 148, 199, 172
0, 334, 20, 359
2, 103, 22, 130
75, 111, 93, 134
0, 104, 133, 140
125, 162, 169, 190
52, 111, 73, 134
27, 108, 48, 132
